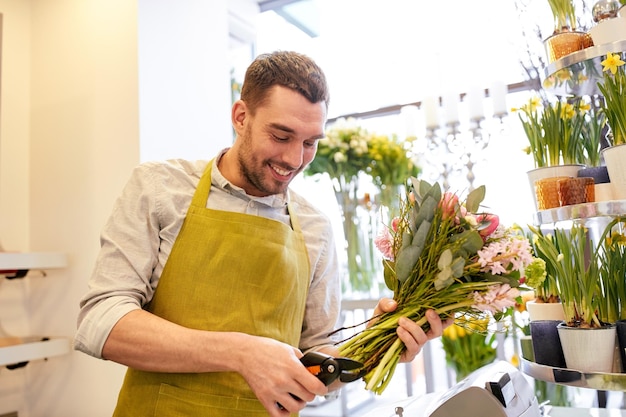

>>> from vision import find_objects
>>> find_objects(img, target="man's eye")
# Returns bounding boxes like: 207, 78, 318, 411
272, 134, 289, 141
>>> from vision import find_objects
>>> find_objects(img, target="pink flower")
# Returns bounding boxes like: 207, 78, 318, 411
375, 227, 395, 260
476, 213, 499, 239
472, 284, 520, 313
390, 217, 400, 233
439, 192, 458, 220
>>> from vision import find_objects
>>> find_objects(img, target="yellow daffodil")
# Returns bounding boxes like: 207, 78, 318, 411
555, 69, 571, 81
510, 353, 520, 368
579, 101, 591, 112
543, 77, 555, 89
601, 52, 625, 75
598, 52, 626, 145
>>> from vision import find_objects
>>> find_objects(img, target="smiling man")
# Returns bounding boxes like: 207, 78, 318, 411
74, 51, 445, 417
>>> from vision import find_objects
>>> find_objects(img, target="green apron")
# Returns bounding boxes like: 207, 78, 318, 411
112, 161, 310, 416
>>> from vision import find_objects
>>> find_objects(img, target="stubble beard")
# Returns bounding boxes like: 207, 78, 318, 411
237, 129, 289, 197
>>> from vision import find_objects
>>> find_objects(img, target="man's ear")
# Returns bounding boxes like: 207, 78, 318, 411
231, 100, 247, 133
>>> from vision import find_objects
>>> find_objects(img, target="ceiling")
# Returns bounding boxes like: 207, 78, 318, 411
257, 0, 320, 37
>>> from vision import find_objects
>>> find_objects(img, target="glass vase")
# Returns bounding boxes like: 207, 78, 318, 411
376, 183, 404, 225
333, 176, 383, 299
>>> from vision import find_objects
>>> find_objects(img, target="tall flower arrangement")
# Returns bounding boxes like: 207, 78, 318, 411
305, 118, 420, 294
336, 178, 545, 394
367, 133, 420, 219
597, 52, 626, 146
305, 118, 375, 293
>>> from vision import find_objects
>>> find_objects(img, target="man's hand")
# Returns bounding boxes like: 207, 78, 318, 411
235, 337, 328, 416
373, 298, 452, 363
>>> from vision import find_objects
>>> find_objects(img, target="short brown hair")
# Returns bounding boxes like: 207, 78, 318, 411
240, 51, 330, 114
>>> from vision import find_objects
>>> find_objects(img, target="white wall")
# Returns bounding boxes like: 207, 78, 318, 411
0, 0, 236, 415
138, 0, 234, 162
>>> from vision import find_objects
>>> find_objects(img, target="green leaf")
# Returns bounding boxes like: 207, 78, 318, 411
401, 230, 412, 250
411, 177, 429, 200
422, 181, 442, 206
411, 219, 432, 249
450, 230, 484, 257
413, 196, 437, 227
466, 185, 486, 213
383, 261, 397, 291
395, 245, 422, 283
451, 257, 465, 278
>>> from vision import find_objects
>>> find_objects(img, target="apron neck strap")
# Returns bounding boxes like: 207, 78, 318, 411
191, 158, 301, 233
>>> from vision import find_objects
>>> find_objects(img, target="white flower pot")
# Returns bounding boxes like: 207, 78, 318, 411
557, 323, 616, 373
589, 15, 626, 45
602, 144, 626, 200
526, 300, 566, 322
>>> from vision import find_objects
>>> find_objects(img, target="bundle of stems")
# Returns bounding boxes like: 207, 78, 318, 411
337, 179, 539, 394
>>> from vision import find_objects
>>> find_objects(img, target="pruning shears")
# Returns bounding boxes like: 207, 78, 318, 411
300, 351, 364, 386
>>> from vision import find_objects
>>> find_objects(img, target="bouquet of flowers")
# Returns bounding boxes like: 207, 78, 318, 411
336, 178, 546, 394
367, 133, 420, 214
304, 118, 421, 293
305, 117, 372, 189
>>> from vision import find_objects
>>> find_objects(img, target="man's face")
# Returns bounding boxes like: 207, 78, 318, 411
232, 86, 327, 197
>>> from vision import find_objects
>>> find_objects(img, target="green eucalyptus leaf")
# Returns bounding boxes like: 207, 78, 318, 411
383, 261, 397, 292
410, 177, 427, 201
411, 219, 432, 249
408, 204, 419, 234
414, 196, 437, 227
421, 181, 442, 206
466, 185, 486, 213
451, 257, 465, 278
401, 230, 412, 249
395, 245, 422, 283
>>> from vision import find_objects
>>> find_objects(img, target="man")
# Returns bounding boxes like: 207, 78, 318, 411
75, 50, 445, 416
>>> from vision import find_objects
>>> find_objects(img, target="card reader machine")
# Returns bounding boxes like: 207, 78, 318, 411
360, 361, 541, 417
424, 361, 540, 417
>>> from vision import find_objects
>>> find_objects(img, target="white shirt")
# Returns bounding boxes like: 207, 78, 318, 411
74, 152, 342, 358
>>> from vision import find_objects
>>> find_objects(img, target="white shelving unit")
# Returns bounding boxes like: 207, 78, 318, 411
0, 252, 67, 270
0, 252, 70, 369
0, 337, 71, 368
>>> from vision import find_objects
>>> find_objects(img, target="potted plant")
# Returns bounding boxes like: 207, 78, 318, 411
544, 0, 585, 63
513, 97, 588, 210
529, 224, 616, 372
596, 217, 626, 370
523, 227, 565, 322
548, 0, 577, 32
598, 52, 626, 199
579, 105, 613, 201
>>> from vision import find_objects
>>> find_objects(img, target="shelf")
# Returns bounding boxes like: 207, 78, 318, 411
0, 252, 68, 278
521, 358, 626, 392
541, 39, 626, 96
533, 199, 626, 224
0, 336, 71, 368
